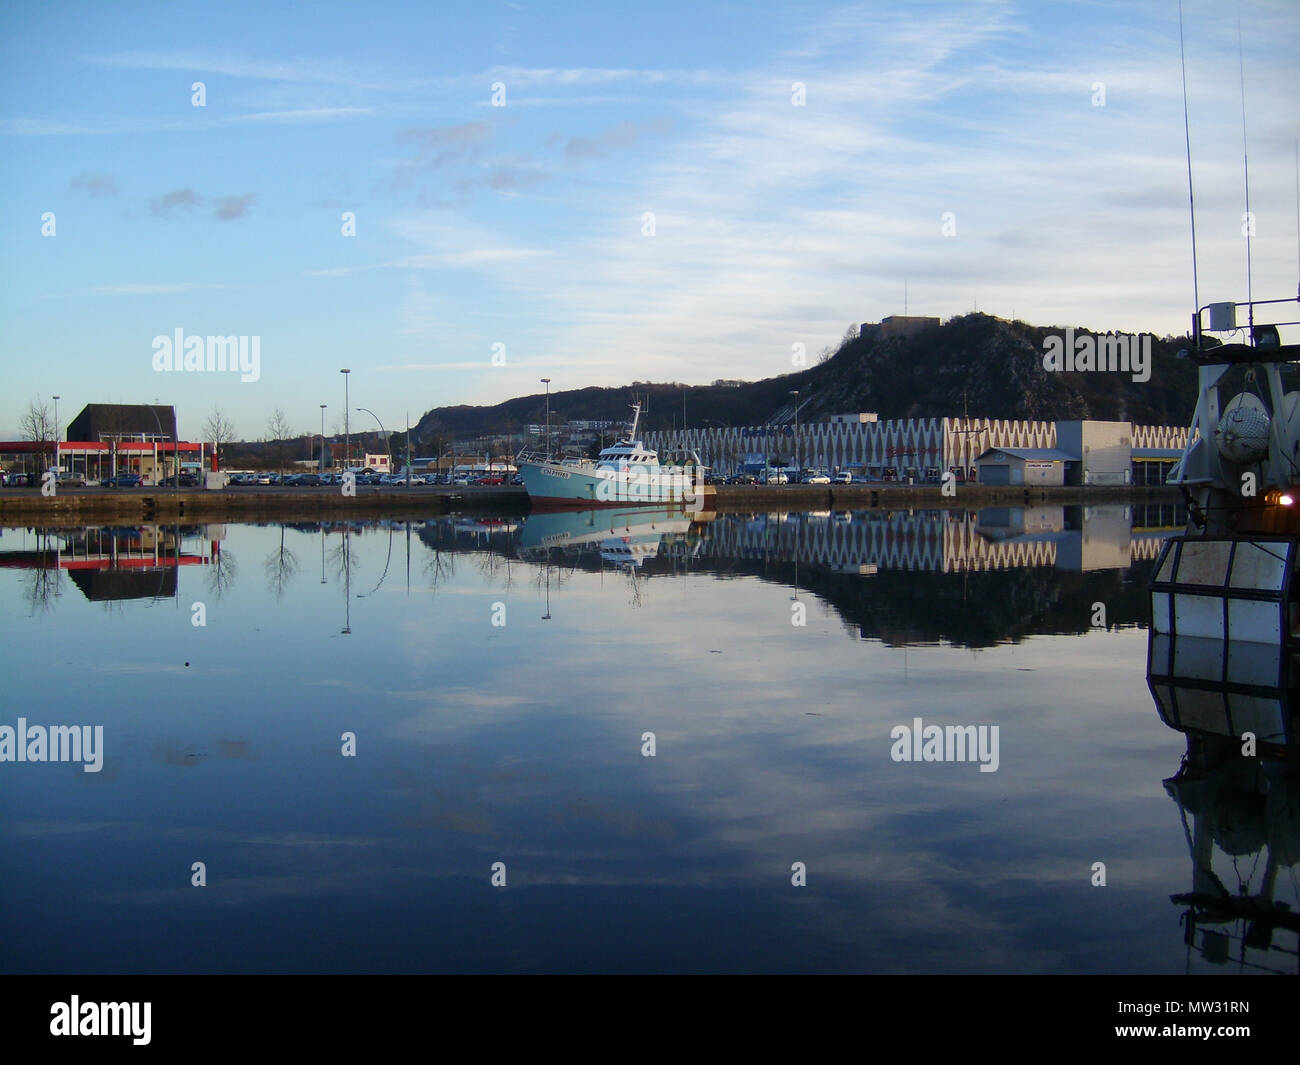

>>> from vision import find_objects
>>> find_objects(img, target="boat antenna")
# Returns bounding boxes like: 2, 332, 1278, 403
1178, 0, 1201, 338
1237, 11, 1254, 334
1294, 137, 1299, 299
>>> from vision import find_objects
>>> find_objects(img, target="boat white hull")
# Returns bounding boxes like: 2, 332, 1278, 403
518, 458, 711, 508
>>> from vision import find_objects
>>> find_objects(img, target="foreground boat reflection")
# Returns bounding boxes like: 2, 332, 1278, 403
1148, 634, 1300, 973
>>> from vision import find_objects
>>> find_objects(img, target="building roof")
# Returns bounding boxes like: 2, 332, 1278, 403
66, 403, 177, 441
976, 447, 1077, 463
1132, 447, 1183, 459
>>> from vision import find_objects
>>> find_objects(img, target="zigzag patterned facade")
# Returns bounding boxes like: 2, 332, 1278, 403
697, 510, 1160, 573
1131, 424, 1191, 450
644, 418, 1184, 474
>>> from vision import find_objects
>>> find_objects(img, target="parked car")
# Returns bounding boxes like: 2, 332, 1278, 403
474, 475, 505, 486
834, 471, 853, 484
806, 472, 831, 485
764, 471, 789, 485
2, 471, 29, 486
107, 473, 144, 488
452, 475, 472, 486
57, 472, 88, 487
160, 473, 199, 487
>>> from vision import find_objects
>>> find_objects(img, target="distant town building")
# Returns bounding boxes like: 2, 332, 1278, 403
829, 413, 879, 425
878, 315, 942, 339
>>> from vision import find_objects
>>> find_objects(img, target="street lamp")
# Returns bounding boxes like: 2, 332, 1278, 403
540, 378, 551, 458
355, 407, 390, 477
319, 405, 327, 472
51, 395, 60, 477
789, 390, 800, 473
340, 369, 351, 472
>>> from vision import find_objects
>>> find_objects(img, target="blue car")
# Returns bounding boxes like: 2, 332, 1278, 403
107, 473, 144, 488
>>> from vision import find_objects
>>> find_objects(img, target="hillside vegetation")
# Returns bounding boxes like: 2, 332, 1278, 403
411, 313, 1199, 443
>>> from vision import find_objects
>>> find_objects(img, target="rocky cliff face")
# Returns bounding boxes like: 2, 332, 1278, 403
805, 314, 1195, 425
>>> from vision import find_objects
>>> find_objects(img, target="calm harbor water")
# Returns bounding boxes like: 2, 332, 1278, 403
2, 503, 1295, 974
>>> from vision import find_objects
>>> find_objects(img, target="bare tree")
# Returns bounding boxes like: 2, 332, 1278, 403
263, 525, 301, 600
202, 407, 237, 465
206, 545, 239, 599
20, 396, 55, 470
266, 407, 294, 475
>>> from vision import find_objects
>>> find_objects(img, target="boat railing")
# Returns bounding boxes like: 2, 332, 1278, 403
1191, 295, 1300, 358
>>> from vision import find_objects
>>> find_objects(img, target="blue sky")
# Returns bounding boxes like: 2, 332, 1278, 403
1, 0, 1297, 441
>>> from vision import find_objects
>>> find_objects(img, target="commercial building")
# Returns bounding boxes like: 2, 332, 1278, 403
1, 403, 205, 483
973, 447, 1073, 486
645, 417, 1189, 485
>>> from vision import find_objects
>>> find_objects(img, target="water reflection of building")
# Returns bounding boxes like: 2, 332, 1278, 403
1149, 636, 1300, 973
0, 525, 213, 601
699, 503, 1182, 574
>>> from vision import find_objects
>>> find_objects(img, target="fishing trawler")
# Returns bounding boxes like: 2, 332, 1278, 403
1149, 296, 1300, 645
515, 403, 714, 509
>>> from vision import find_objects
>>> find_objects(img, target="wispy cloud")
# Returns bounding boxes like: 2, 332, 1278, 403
87, 282, 242, 296
150, 188, 202, 216
215, 194, 257, 220
69, 171, 116, 197
563, 118, 672, 165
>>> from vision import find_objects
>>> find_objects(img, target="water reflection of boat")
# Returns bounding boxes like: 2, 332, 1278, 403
516, 506, 704, 566
1148, 634, 1300, 973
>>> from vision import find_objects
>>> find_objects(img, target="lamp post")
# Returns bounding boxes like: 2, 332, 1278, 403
355, 407, 389, 478
789, 390, 800, 474
319, 405, 327, 472
340, 369, 351, 472
51, 395, 60, 478
540, 378, 552, 458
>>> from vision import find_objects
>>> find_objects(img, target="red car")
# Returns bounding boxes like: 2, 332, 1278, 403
474, 476, 505, 486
